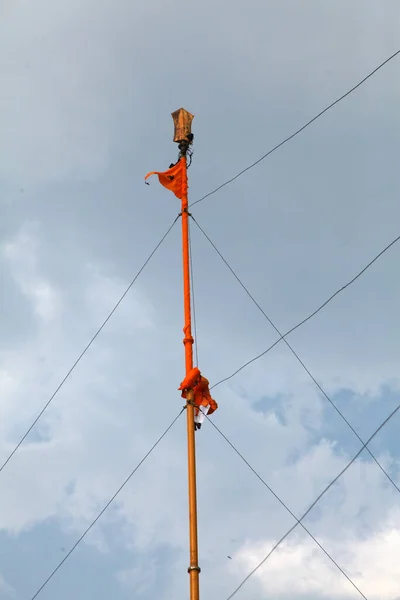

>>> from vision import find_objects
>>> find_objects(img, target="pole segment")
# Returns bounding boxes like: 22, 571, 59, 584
173, 109, 200, 600
182, 160, 200, 600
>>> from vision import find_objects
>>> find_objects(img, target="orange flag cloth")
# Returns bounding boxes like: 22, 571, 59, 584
192, 377, 218, 416
145, 157, 186, 200
178, 368, 201, 391
181, 375, 218, 416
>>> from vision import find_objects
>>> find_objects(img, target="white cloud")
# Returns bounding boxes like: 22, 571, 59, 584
1, 222, 399, 574
237, 519, 400, 599
2, 223, 62, 322
0, 573, 15, 598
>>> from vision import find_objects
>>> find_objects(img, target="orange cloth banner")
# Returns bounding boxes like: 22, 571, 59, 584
145, 158, 185, 200
181, 375, 218, 416
179, 368, 201, 391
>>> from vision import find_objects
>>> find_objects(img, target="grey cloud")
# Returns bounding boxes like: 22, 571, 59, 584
1, 0, 400, 598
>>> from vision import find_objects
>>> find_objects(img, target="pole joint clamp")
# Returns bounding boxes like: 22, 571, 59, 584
187, 565, 201, 574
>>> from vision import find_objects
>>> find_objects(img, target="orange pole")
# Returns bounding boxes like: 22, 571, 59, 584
181, 154, 200, 600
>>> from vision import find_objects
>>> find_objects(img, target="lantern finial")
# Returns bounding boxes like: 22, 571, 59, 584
172, 108, 194, 154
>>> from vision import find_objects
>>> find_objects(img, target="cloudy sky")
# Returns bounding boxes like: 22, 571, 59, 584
1, 1, 400, 599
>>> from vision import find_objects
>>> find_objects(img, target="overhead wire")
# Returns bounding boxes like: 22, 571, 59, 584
202, 230, 400, 389
30, 407, 186, 600
0, 215, 180, 476
200, 409, 369, 600
189, 49, 400, 208
223, 400, 400, 599
191, 217, 400, 494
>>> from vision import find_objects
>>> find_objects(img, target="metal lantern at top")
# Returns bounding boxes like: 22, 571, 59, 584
172, 108, 194, 144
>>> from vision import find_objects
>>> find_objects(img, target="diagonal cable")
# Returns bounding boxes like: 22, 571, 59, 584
203, 229, 400, 389
189, 49, 400, 208
201, 411, 369, 600
223, 400, 400, 599
192, 217, 400, 494
0, 215, 180, 475
30, 407, 185, 600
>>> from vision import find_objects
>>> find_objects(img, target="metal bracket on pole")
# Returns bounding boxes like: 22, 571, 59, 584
187, 566, 201, 574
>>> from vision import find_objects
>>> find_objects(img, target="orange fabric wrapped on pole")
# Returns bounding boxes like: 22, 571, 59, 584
144, 158, 186, 200
181, 374, 218, 431
179, 368, 201, 391
192, 377, 218, 416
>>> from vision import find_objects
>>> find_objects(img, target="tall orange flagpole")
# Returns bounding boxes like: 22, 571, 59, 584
172, 108, 200, 600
